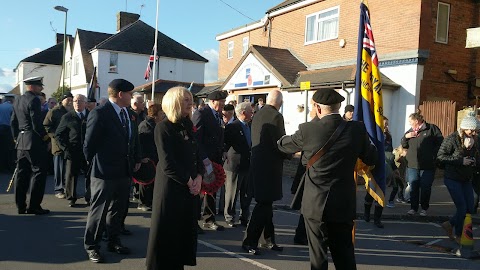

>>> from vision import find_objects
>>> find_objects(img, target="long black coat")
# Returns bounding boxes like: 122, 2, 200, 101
146, 118, 204, 270
223, 119, 251, 172
54, 110, 88, 161
278, 114, 377, 222
192, 104, 224, 164
250, 104, 287, 202
138, 117, 158, 162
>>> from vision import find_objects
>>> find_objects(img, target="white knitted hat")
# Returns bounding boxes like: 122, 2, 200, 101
460, 111, 479, 130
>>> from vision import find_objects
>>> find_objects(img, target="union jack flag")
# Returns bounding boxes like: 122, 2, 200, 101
144, 47, 158, 81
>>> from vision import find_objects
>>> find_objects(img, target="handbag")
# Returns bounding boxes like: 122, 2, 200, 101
290, 120, 348, 210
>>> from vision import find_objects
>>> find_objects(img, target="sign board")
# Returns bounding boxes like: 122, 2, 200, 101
300, 81, 310, 91
466, 27, 480, 48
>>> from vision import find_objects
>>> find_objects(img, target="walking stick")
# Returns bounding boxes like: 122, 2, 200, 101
6, 167, 17, 192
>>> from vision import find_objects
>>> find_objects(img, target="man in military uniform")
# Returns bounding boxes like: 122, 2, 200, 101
10, 77, 51, 215
44, 93, 73, 198
278, 88, 378, 270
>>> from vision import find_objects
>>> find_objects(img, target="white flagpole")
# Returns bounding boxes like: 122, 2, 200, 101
151, 0, 160, 100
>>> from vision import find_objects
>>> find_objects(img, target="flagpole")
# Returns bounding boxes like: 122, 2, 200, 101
151, 0, 160, 101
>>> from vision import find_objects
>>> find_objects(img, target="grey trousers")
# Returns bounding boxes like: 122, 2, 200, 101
224, 169, 252, 222
84, 176, 131, 251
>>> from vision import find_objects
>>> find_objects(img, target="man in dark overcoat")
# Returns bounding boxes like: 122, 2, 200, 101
10, 76, 51, 215
278, 88, 378, 270
55, 94, 88, 207
83, 79, 141, 263
223, 101, 254, 227
242, 90, 287, 255
192, 90, 227, 231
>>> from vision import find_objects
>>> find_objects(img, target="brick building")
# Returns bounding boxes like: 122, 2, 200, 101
215, 0, 480, 146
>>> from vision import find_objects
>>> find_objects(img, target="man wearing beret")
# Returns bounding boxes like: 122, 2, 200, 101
86, 98, 97, 112
192, 90, 228, 232
278, 88, 378, 270
83, 79, 142, 263
43, 92, 73, 199
10, 76, 51, 215
343, 104, 354, 121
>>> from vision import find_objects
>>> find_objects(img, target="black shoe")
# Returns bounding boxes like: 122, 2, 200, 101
137, 204, 152, 211
374, 220, 384, 229
293, 236, 308, 245
203, 222, 224, 231
107, 242, 130, 254
87, 250, 103, 263
260, 243, 283, 251
120, 228, 132, 235
26, 208, 50, 215
197, 224, 205, 235
18, 208, 26, 214
68, 200, 76, 207
242, 244, 260, 255
226, 220, 236, 227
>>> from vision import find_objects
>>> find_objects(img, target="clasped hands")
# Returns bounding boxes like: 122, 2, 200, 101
187, 174, 202, 195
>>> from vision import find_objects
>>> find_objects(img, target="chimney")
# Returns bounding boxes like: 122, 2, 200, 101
117, 12, 140, 32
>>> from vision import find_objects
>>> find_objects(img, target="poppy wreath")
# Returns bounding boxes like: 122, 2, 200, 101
201, 162, 226, 195
132, 159, 156, 186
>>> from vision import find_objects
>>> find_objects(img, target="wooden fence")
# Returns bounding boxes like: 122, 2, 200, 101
419, 100, 456, 136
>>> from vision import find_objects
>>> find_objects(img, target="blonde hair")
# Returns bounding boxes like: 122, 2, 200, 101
162, 86, 192, 123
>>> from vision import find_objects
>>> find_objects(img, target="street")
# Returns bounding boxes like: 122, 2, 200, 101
1, 173, 480, 270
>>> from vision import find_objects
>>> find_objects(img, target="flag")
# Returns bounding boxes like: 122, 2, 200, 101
144, 46, 158, 81
87, 67, 97, 102
353, 2, 386, 207
187, 81, 194, 91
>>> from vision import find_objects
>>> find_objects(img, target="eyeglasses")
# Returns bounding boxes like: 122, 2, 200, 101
73, 100, 85, 103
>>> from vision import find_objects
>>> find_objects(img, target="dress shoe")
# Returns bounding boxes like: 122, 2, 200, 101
293, 236, 308, 245
68, 200, 76, 207
225, 220, 236, 227
242, 244, 260, 255
87, 250, 103, 263
374, 220, 384, 229
120, 227, 132, 235
203, 222, 224, 231
26, 208, 50, 215
18, 208, 26, 214
260, 243, 283, 251
107, 242, 130, 254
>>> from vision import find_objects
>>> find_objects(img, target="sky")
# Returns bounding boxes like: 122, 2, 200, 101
0, 0, 281, 92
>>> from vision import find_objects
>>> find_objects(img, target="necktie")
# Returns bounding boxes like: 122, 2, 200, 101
120, 109, 130, 138
244, 124, 252, 147
79, 112, 85, 121
215, 112, 222, 126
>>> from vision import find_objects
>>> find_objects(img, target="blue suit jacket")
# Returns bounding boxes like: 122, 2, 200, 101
83, 101, 141, 179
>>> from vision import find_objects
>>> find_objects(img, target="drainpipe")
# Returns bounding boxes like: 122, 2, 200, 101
340, 82, 353, 104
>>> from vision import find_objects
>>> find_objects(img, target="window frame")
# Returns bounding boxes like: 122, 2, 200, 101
242, 37, 249, 56
304, 6, 340, 45
109, 52, 118, 73
435, 2, 450, 44
73, 56, 79, 76
227, 41, 234, 59
65, 60, 71, 79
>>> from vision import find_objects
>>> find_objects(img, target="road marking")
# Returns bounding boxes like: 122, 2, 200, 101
198, 240, 278, 270
425, 239, 443, 246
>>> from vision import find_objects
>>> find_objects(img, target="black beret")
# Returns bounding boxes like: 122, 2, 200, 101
24, 76, 44, 86
132, 161, 156, 185
108, 79, 134, 92
207, 90, 228, 101
62, 92, 73, 100
88, 98, 96, 103
344, 104, 354, 113
223, 104, 235, 111
312, 88, 345, 105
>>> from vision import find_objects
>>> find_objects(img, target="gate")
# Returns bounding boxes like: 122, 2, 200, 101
419, 100, 456, 137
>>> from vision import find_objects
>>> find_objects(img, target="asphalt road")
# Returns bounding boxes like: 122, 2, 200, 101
1, 173, 480, 270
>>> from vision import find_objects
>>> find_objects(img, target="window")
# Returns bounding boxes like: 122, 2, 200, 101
227, 41, 234, 59
109, 53, 118, 73
242, 37, 249, 56
305, 6, 339, 44
436, 2, 450, 44
73, 56, 79, 75
65, 61, 71, 79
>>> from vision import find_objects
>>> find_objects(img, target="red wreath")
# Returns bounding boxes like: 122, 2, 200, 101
201, 162, 226, 195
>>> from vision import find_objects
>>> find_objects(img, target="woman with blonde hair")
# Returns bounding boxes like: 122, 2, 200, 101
146, 86, 204, 270
437, 111, 479, 243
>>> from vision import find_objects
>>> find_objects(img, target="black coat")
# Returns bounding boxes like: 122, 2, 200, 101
55, 110, 88, 161
401, 122, 443, 169
250, 104, 287, 202
223, 119, 251, 172
83, 101, 141, 179
43, 105, 69, 155
10, 91, 48, 151
278, 114, 377, 223
138, 117, 158, 162
192, 105, 224, 164
146, 118, 204, 269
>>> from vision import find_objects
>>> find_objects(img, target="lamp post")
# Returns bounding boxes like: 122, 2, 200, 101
54, 5, 68, 95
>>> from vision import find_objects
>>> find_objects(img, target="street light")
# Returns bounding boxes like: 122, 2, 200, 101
54, 5, 68, 95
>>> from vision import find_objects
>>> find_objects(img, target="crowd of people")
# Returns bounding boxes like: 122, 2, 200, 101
2, 75, 480, 270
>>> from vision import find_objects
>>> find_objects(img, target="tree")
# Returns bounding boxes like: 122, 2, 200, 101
51, 85, 71, 101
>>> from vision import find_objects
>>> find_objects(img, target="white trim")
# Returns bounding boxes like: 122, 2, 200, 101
227, 41, 234, 59
242, 36, 249, 56
304, 6, 340, 45
435, 2, 450, 44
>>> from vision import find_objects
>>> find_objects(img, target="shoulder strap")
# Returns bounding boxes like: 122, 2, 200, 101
306, 120, 347, 170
